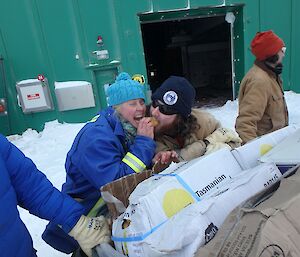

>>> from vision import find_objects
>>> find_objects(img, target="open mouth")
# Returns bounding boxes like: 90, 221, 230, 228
134, 115, 144, 121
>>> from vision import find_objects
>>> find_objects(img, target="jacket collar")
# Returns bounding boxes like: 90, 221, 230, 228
254, 60, 283, 86
254, 60, 279, 80
103, 107, 125, 137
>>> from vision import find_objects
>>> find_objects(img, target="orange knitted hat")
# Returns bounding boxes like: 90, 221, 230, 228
251, 30, 284, 61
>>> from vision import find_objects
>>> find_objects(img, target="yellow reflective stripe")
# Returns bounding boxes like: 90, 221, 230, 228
126, 152, 146, 169
122, 152, 146, 173
89, 114, 100, 123
122, 158, 140, 173
87, 197, 105, 217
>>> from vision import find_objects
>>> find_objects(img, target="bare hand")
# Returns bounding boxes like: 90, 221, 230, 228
153, 150, 179, 165
137, 117, 154, 139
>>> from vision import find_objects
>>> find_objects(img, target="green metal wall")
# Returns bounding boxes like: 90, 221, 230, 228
0, 0, 298, 135
230, 0, 294, 90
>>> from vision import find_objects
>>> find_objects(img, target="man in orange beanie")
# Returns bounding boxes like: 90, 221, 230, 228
235, 30, 288, 144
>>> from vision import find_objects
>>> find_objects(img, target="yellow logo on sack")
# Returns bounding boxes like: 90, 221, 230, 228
132, 74, 145, 85
260, 144, 273, 156
162, 189, 195, 218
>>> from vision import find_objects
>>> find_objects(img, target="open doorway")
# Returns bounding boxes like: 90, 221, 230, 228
141, 15, 233, 107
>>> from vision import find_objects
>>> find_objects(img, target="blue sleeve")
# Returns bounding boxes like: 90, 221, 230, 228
71, 125, 156, 190
1, 135, 84, 233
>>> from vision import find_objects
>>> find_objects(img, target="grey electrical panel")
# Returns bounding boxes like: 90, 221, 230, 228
16, 79, 53, 113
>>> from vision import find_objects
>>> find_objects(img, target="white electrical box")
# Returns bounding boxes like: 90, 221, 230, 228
16, 79, 53, 113
54, 81, 95, 111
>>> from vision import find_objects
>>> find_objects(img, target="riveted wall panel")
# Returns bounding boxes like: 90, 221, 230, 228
0, 0, 298, 134
260, 0, 291, 90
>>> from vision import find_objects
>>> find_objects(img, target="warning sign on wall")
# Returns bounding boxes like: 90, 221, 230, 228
27, 93, 41, 100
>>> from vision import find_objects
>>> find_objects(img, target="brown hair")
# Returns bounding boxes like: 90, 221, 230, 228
177, 113, 200, 138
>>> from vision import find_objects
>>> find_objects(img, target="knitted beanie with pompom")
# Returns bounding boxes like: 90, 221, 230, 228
107, 72, 145, 106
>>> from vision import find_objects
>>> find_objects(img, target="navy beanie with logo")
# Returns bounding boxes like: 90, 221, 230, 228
152, 76, 195, 118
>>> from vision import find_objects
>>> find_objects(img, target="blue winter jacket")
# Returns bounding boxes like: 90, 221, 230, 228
0, 134, 84, 257
43, 107, 156, 252
62, 107, 156, 212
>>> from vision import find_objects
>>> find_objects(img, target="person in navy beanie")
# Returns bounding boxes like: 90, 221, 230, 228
152, 76, 196, 118
150, 75, 242, 162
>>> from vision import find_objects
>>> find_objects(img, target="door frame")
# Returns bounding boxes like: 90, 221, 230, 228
0, 56, 11, 135
138, 4, 245, 99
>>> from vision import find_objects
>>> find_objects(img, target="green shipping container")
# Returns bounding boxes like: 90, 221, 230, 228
0, 0, 298, 135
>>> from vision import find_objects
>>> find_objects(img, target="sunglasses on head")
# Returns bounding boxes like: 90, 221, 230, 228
152, 100, 178, 115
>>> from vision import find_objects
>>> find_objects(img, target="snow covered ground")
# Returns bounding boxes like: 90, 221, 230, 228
8, 91, 300, 257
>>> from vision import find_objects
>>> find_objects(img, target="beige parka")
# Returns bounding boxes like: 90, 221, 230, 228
155, 109, 220, 161
235, 60, 289, 144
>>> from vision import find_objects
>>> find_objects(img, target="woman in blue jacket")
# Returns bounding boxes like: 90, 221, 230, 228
0, 134, 110, 257
43, 72, 157, 256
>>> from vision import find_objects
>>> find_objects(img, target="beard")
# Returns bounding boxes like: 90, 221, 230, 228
273, 63, 283, 74
154, 119, 179, 137
265, 62, 283, 75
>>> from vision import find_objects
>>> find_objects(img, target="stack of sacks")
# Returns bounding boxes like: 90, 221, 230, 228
112, 161, 281, 256
112, 148, 242, 256
138, 163, 281, 257
195, 167, 300, 257
260, 128, 300, 174
232, 125, 298, 170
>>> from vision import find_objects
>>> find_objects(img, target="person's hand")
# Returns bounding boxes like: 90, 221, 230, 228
153, 150, 179, 165
204, 142, 231, 155
152, 150, 179, 173
68, 215, 111, 257
137, 117, 154, 139
205, 128, 242, 144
